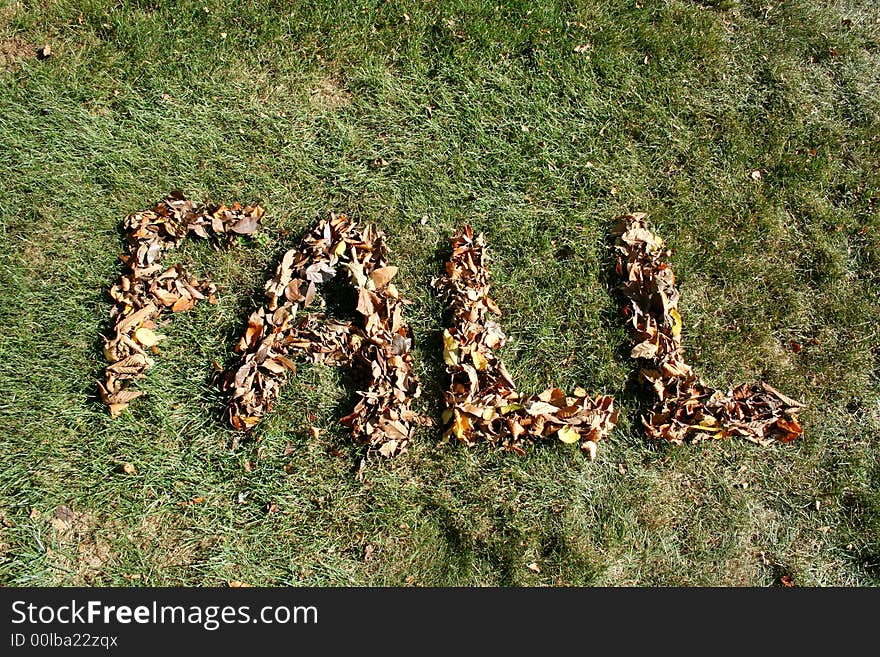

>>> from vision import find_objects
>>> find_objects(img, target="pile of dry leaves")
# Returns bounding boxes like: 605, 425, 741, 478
224, 213, 421, 458
434, 225, 618, 458
100, 192, 263, 417
612, 213, 803, 445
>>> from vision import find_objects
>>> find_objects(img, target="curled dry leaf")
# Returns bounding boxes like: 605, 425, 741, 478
99, 192, 263, 417
224, 212, 421, 459
612, 213, 803, 446
433, 226, 618, 456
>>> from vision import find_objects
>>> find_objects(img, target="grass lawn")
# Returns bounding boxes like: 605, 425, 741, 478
1, 0, 878, 586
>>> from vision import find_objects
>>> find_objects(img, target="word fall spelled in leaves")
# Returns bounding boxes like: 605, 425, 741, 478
100, 194, 803, 462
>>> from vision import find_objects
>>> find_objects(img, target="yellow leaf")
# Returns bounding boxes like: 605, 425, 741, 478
500, 403, 523, 414
333, 240, 347, 256
471, 350, 488, 371
442, 329, 459, 366
134, 327, 163, 348
668, 308, 682, 338
557, 425, 580, 444
451, 410, 471, 442
481, 406, 496, 421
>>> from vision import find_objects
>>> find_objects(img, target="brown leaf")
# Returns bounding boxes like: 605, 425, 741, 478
378, 440, 398, 457
630, 340, 658, 360
370, 266, 398, 289
356, 287, 376, 316
230, 214, 260, 235
171, 295, 195, 312
108, 402, 129, 418
134, 327, 163, 348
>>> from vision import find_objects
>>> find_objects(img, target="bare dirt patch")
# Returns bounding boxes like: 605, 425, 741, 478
0, 35, 34, 72
126, 514, 199, 570
47, 505, 113, 585
309, 74, 352, 109
0, 2, 22, 27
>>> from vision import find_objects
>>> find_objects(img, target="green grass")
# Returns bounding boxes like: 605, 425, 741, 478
1, 0, 878, 586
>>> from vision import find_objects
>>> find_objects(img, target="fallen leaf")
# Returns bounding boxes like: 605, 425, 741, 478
356, 286, 375, 316
378, 440, 398, 457
631, 340, 659, 360
557, 425, 580, 444
668, 308, 682, 338
451, 410, 471, 442
370, 266, 398, 289
527, 562, 541, 573
171, 295, 196, 313
230, 213, 260, 235
134, 327, 163, 348
122, 462, 137, 475
442, 329, 459, 366
108, 403, 128, 418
